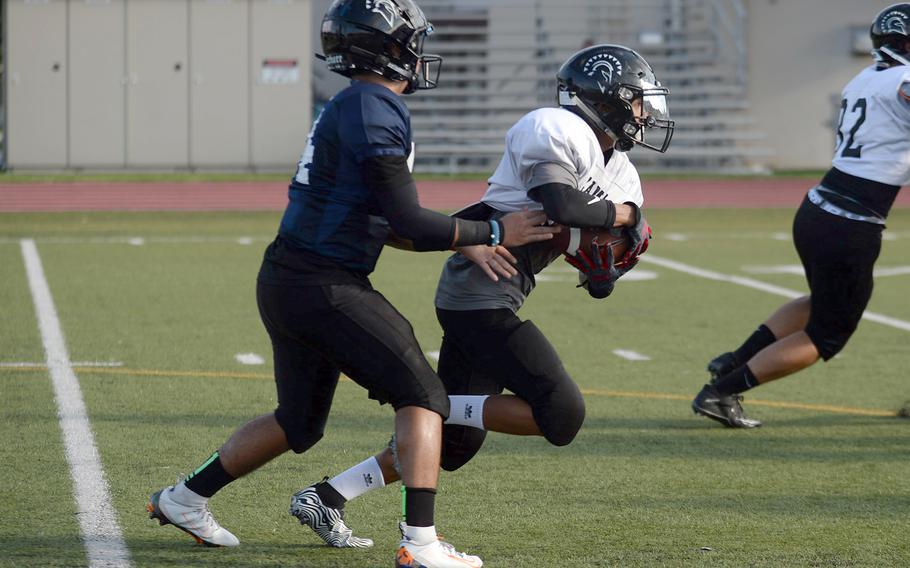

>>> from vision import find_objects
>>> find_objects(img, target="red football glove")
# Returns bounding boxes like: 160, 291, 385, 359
564, 240, 635, 299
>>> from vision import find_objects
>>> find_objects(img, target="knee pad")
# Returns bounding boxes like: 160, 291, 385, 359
533, 379, 585, 446
806, 322, 855, 361
274, 408, 326, 454
505, 321, 585, 446
441, 424, 487, 472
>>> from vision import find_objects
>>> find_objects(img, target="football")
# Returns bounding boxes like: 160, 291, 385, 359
552, 225, 630, 260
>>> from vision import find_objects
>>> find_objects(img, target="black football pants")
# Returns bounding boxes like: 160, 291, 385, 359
257, 281, 449, 453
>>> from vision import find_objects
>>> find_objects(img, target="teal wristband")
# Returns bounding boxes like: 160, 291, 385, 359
489, 220, 501, 246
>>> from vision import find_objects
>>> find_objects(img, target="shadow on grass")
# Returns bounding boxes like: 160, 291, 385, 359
0, 534, 391, 568
471, 412, 910, 464
126, 535, 389, 568
33, 406, 395, 435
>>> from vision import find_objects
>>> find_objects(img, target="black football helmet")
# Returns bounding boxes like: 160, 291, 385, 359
872, 3, 910, 67
557, 45, 673, 153
320, 0, 442, 94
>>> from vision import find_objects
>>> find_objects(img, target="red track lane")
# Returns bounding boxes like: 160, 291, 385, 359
0, 179, 907, 212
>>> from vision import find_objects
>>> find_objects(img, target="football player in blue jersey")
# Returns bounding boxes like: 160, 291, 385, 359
147, 1, 557, 566
692, 3, 910, 428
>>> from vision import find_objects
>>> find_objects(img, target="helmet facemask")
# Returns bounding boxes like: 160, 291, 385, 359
873, 41, 910, 67
559, 81, 674, 153
397, 26, 442, 94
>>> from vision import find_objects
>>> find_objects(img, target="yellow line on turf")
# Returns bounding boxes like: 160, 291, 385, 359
580, 388, 896, 417
77, 367, 275, 380
3, 365, 896, 417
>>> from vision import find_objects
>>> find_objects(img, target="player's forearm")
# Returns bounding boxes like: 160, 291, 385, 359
528, 183, 617, 228
364, 156, 494, 250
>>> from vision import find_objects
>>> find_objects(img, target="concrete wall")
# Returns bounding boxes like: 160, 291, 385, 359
745, 0, 896, 170
4, 0, 312, 171
5, 0, 901, 172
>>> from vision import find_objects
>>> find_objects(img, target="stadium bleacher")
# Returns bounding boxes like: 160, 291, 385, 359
412, 0, 772, 173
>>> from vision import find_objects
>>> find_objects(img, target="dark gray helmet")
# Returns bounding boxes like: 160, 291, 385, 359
872, 3, 910, 67
320, 0, 442, 94
557, 44, 673, 153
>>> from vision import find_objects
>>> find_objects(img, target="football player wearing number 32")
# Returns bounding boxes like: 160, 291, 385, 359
693, 3, 910, 428
286, 44, 674, 566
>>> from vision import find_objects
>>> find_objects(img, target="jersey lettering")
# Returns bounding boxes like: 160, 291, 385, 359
580, 177, 608, 202
294, 110, 325, 185
407, 142, 416, 172
836, 97, 867, 159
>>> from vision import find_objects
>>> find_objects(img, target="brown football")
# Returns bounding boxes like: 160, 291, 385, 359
552, 225, 630, 260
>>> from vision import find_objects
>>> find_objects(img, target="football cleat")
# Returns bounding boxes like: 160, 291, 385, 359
707, 352, 739, 382
396, 537, 483, 568
692, 383, 762, 429
289, 484, 373, 548
147, 485, 239, 547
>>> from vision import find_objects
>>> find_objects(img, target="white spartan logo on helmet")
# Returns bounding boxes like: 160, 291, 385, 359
366, 0, 398, 28
881, 10, 908, 34
584, 53, 623, 94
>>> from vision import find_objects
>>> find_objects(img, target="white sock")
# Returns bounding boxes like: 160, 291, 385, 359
171, 481, 206, 504
327, 457, 386, 501
445, 395, 488, 429
401, 523, 438, 546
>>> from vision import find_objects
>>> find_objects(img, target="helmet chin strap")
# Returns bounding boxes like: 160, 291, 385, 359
559, 91, 629, 152
878, 45, 910, 67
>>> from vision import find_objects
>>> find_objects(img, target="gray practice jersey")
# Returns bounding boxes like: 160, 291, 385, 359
435, 107, 643, 312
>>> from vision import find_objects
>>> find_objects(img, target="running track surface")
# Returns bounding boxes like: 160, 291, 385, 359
0, 179, 907, 212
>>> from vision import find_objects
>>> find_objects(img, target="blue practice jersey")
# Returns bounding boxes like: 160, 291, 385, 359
261, 81, 413, 285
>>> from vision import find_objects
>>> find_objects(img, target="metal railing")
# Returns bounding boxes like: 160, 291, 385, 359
407, 0, 769, 174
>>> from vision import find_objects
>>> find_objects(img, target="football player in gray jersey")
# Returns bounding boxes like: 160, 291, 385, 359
692, 3, 910, 429
287, 44, 674, 551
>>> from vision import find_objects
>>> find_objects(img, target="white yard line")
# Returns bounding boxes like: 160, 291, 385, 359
234, 352, 265, 365
20, 239, 132, 568
612, 349, 652, 361
641, 254, 910, 332
741, 264, 910, 278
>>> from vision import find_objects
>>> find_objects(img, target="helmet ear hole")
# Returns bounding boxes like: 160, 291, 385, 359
617, 87, 634, 101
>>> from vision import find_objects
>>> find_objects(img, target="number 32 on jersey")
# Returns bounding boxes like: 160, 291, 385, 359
835, 97, 867, 159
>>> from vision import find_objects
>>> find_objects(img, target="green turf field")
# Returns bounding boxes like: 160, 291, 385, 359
2, 208, 909, 567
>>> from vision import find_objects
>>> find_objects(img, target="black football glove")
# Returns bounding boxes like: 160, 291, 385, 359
564, 241, 637, 299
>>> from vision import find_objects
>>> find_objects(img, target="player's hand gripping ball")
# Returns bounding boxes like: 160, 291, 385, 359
552, 226, 630, 261
557, 222, 650, 299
